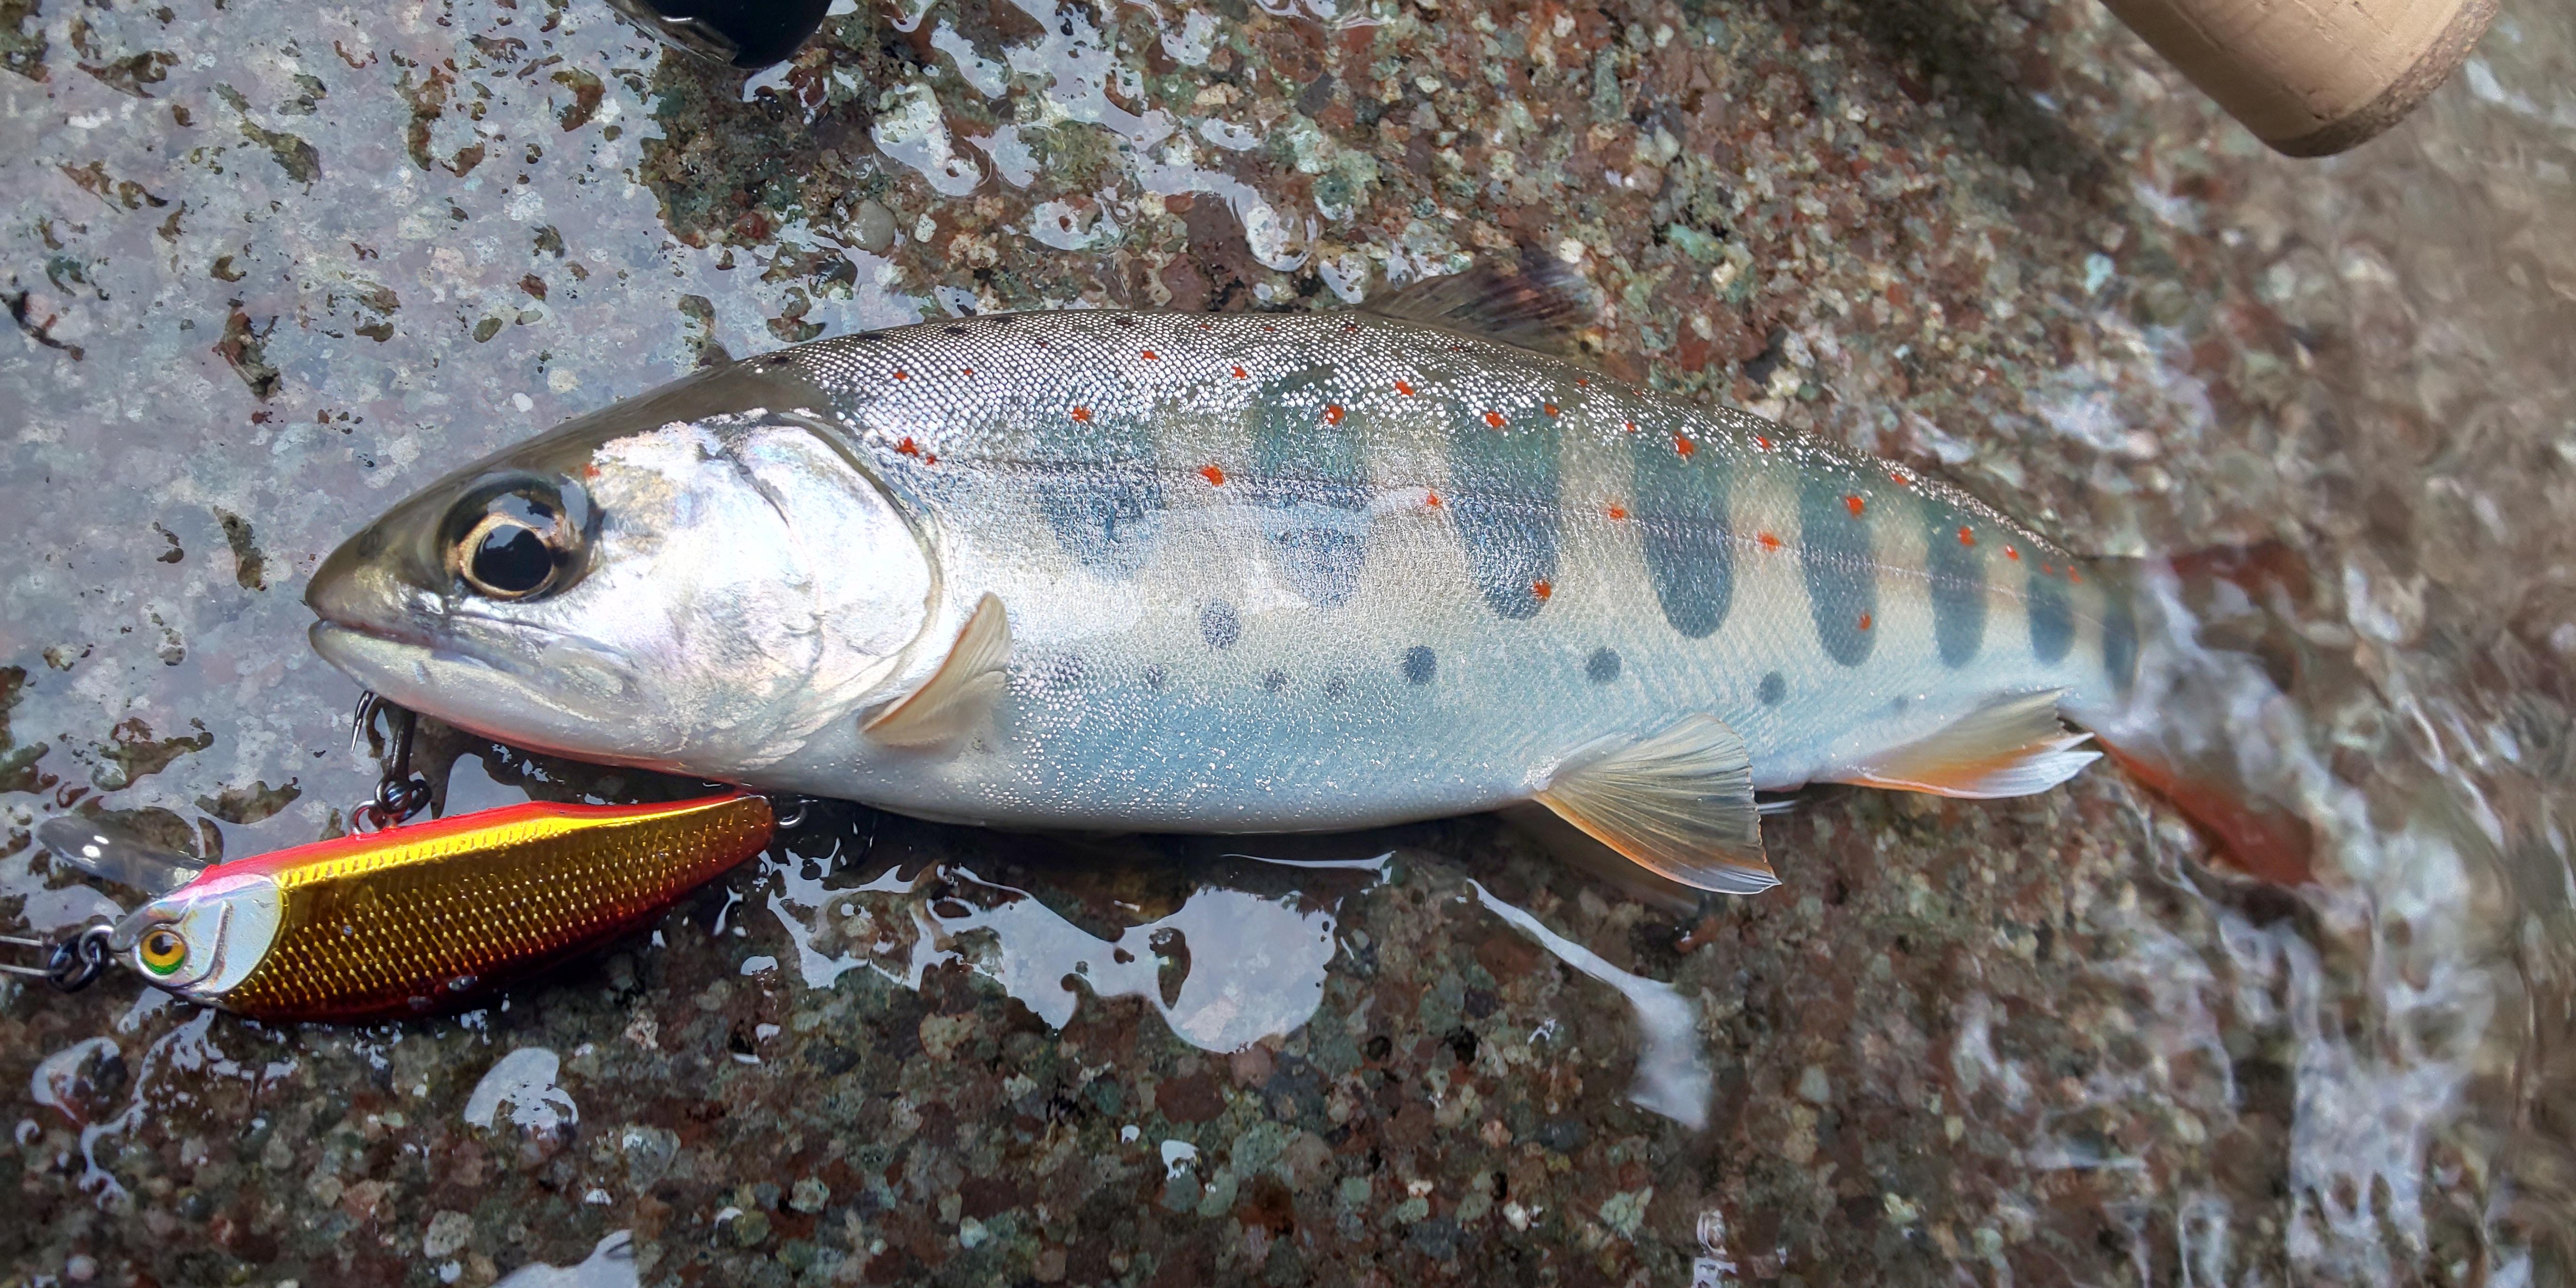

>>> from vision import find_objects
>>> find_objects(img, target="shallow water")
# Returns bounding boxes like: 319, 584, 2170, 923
4, 0, 2573, 1283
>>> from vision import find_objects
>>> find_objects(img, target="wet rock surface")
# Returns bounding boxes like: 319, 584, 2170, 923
4, 0, 2574, 1285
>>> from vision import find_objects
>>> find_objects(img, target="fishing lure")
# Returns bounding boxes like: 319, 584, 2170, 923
17, 793, 773, 1022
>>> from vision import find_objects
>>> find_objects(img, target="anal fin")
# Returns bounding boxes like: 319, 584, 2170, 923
1533, 714, 1775, 895
1838, 688, 2099, 799
862, 592, 1012, 746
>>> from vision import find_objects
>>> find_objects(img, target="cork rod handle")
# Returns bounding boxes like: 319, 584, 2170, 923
2099, 0, 2501, 157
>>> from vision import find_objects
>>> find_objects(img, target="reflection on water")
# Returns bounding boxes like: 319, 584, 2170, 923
1470, 880, 1712, 1130
463, 1047, 578, 1133
491, 1231, 639, 1288
760, 825, 1385, 1054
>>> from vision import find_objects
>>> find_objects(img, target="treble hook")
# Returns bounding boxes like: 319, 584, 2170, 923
350, 691, 433, 833
0, 924, 115, 993
769, 795, 815, 830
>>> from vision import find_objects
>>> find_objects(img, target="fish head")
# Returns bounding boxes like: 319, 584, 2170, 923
306, 394, 935, 777
117, 872, 281, 1004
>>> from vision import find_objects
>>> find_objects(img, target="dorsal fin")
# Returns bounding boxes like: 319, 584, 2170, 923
1360, 251, 1598, 361
862, 592, 1012, 747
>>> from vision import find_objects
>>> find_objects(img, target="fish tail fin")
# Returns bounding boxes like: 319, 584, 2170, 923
2075, 541, 2321, 885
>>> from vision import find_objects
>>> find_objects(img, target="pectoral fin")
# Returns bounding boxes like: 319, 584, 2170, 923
1837, 688, 2098, 799
1533, 714, 1775, 894
862, 592, 1012, 746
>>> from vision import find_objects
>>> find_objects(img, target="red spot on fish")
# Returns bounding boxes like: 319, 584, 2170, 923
892, 369, 909, 380
2005, 546, 2020, 561
1606, 504, 1629, 520
960, 368, 974, 377
895, 437, 921, 457
1845, 495, 1865, 516
1424, 491, 1444, 509
1262, 325, 1278, 333
1757, 531, 1782, 551
1395, 380, 1416, 396
1575, 377, 1591, 387
1890, 469, 1913, 487
1199, 464, 1226, 487
2041, 564, 2056, 576
1675, 436, 1696, 458
582, 463, 601, 479
1753, 434, 1774, 451
1858, 613, 1873, 631
1484, 410, 1506, 429
2068, 568, 2083, 584
1141, 349, 1159, 361
1199, 321, 1214, 330
1958, 526, 1976, 546
1230, 366, 1248, 379
1324, 404, 1345, 425
1071, 406, 1092, 423
1531, 579, 1553, 603
924, 452, 939, 465
1543, 403, 1560, 417
1623, 420, 1638, 434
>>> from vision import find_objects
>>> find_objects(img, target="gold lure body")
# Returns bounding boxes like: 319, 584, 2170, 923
121, 794, 773, 1022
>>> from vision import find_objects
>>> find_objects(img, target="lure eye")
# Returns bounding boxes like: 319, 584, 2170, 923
446, 479, 586, 601
138, 926, 188, 975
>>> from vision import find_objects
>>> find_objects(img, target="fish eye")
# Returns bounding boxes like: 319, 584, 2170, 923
462, 515, 556, 597
445, 480, 586, 601
138, 925, 188, 975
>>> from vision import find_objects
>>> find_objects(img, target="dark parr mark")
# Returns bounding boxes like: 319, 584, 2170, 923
1144, 664, 1169, 691
2099, 576, 2139, 699
1446, 407, 1560, 619
1032, 391, 1164, 574
2027, 566, 2074, 664
1260, 669, 1288, 693
1043, 654, 1087, 690
1199, 601, 1241, 650
1924, 507, 1987, 667
1038, 474, 1162, 575
1629, 429, 1731, 637
1585, 647, 1620, 683
1324, 676, 1349, 699
1758, 671, 1785, 706
1401, 645, 1436, 685
1251, 369, 1368, 606
1798, 475, 1878, 667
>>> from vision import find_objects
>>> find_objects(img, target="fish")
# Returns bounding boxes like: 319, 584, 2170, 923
94, 794, 772, 1021
305, 262, 2295, 894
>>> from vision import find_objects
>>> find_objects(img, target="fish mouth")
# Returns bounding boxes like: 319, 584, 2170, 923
307, 618, 503, 681
306, 617, 650, 763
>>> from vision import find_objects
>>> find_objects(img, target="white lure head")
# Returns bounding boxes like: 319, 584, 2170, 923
117, 872, 283, 1005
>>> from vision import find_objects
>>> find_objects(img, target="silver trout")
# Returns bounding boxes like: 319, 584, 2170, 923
306, 266, 2174, 894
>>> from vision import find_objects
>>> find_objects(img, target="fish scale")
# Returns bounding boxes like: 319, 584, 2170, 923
794, 309, 2127, 790
308, 275, 2149, 893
